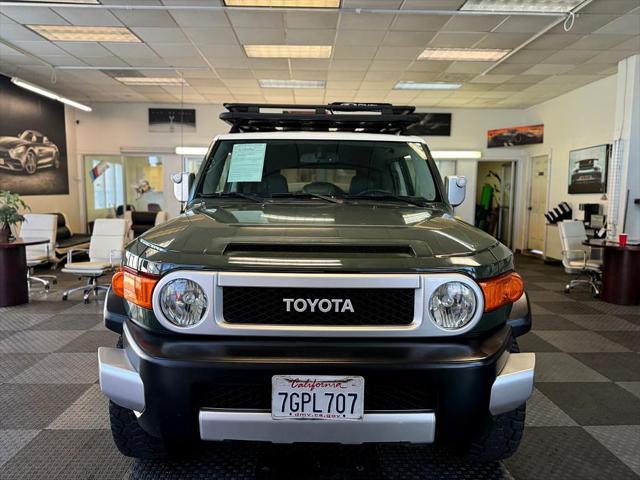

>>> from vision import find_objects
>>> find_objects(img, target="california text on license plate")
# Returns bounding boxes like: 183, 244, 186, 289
271, 375, 364, 420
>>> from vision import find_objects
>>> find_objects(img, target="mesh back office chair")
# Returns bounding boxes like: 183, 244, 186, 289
61, 218, 127, 303
21, 214, 58, 290
558, 220, 602, 296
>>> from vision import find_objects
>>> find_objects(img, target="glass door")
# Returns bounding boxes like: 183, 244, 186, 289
84, 155, 125, 224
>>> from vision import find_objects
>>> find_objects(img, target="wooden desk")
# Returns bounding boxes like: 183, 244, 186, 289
584, 239, 640, 305
0, 238, 49, 307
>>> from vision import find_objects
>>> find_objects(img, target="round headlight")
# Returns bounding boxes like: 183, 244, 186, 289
429, 282, 477, 330
160, 279, 208, 327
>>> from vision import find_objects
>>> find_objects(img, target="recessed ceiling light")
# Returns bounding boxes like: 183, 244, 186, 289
224, 0, 339, 7
419, 48, 510, 62
460, 0, 582, 13
115, 77, 189, 86
394, 81, 462, 90
244, 45, 332, 58
11, 77, 92, 112
259, 79, 325, 88
27, 25, 141, 42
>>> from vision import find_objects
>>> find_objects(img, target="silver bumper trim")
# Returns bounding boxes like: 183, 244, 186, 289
199, 410, 436, 444
98, 346, 145, 412
489, 352, 535, 415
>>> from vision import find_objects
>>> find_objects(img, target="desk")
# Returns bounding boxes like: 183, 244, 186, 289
0, 238, 49, 307
584, 239, 640, 305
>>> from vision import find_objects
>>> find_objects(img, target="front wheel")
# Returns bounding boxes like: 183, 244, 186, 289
109, 401, 169, 459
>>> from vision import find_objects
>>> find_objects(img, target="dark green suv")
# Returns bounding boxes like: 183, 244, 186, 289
99, 103, 534, 461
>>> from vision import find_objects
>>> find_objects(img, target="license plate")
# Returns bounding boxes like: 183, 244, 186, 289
272, 375, 364, 420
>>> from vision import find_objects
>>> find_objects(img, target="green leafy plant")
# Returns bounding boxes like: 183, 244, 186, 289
0, 190, 30, 238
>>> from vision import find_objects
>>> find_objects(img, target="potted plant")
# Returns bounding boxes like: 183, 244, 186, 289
0, 190, 30, 242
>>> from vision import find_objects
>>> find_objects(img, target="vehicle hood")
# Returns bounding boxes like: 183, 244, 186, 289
0, 137, 25, 149
129, 203, 512, 277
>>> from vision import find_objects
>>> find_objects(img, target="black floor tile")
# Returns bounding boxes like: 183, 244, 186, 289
32, 313, 103, 331
0, 352, 47, 383
504, 427, 638, 480
517, 332, 561, 352
598, 331, 640, 352
536, 382, 640, 426
617, 315, 640, 326
571, 353, 640, 381
535, 301, 601, 315
531, 314, 585, 331
56, 330, 120, 353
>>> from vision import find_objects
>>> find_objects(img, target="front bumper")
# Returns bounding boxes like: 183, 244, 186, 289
99, 322, 534, 445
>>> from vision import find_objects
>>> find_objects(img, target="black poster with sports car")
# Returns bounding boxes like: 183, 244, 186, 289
487, 124, 543, 148
0, 74, 68, 195
403, 113, 451, 136
568, 144, 610, 194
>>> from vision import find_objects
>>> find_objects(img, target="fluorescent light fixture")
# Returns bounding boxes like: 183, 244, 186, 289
259, 79, 325, 89
419, 48, 510, 62
27, 25, 141, 42
175, 146, 208, 156
225, 0, 339, 6
20, 0, 99, 3
116, 77, 189, 86
431, 150, 482, 160
394, 81, 462, 90
460, 0, 582, 13
244, 45, 332, 58
11, 77, 92, 112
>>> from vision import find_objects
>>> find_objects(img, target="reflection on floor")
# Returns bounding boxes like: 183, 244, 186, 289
0, 255, 638, 479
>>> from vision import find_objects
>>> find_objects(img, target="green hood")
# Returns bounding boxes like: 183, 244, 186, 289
127, 202, 513, 278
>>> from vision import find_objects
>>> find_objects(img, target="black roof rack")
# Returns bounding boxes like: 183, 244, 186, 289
220, 102, 423, 135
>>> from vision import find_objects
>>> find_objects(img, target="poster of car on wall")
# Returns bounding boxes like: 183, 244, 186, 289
0, 74, 69, 196
487, 124, 543, 148
568, 144, 610, 194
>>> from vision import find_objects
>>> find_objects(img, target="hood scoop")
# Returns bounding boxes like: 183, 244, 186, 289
223, 243, 415, 257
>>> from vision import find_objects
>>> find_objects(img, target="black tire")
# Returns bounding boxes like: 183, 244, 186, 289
464, 336, 525, 462
109, 401, 169, 459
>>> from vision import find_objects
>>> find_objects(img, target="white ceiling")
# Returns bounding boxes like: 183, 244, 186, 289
0, 0, 638, 108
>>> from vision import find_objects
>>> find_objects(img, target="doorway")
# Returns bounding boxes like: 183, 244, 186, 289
474, 160, 516, 248
527, 155, 549, 254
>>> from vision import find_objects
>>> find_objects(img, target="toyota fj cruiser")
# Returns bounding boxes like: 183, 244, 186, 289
99, 103, 534, 461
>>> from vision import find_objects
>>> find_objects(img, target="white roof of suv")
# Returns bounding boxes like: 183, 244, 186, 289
216, 131, 426, 144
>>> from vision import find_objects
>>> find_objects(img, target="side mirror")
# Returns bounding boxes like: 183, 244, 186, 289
172, 172, 195, 203
445, 175, 466, 207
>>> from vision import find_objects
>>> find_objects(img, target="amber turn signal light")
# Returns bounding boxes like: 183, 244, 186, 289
478, 272, 524, 312
111, 268, 158, 310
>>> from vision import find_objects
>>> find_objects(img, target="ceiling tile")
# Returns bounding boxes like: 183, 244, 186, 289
284, 12, 338, 29
327, 70, 366, 81
586, 49, 636, 63
0, 7, 68, 25
199, 44, 245, 59
0, 24, 46, 41
548, 14, 619, 34
489, 63, 532, 74
502, 49, 553, 64
440, 14, 508, 33
494, 16, 554, 34
566, 63, 617, 74
470, 74, 514, 83
247, 58, 289, 69
596, 14, 640, 35
474, 32, 532, 49
329, 59, 372, 71
382, 31, 436, 47
289, 58, 330, 70
56, 41, 112, 57
526, 33, 584, 50
502, 74, 550, 84
147, 43, 200, 57
103, 42, 158, 58
445, 61, 494, 73
406, 61, 452, 72
183, 27, 239, 46
234, 28, 286, 44
227, 10, 284, 28
335, 29, 386, 46
162, 55, 208, 67
428, 32, 487, 48
582, 1, 640, 14
286, 29, 336, 45
112, 10, 178, 28
566, 33, 637, 50
169, 11, 229, 28
610, 36, 640, 51
364, 70, 404, 81
216, 68, 254, 79
289, 69, 328, 79
522, 63, 575, 75
10, 40, 68, 56
390, 14, 452, 32
253, 69, 291, 80
332, 45, 378, 59
130, 27, 190, 43
542, 49, 600, 64
340, 13, 394, 30
374, 46, 424, 60
368, 60, 413, 71
53, 7, 122, 27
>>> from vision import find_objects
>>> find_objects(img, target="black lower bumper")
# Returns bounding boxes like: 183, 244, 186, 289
116, 321, 514, 445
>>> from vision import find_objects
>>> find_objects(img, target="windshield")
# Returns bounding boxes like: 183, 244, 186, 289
195, 140, 440, 203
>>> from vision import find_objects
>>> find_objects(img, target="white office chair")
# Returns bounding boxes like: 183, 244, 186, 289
21, 214, 58, 290
558, 220, 602, 296
61, 218, 128, 303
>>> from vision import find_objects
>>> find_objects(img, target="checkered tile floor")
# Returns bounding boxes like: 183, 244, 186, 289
0, 255, 638, 479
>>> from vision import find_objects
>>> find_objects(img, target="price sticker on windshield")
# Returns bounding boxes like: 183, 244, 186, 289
227, 143, 266, 183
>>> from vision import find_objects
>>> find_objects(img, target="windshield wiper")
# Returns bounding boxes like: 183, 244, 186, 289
345, 194, 429, 208
270, 192, 342, 204
198, 192, 265, 203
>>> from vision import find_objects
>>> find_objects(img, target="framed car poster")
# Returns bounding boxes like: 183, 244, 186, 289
568, 144, 610, 194
0, 74, 69, 195
487, 124, 543, 148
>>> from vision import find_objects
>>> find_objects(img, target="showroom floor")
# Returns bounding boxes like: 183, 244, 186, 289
0, 255, 638, 480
